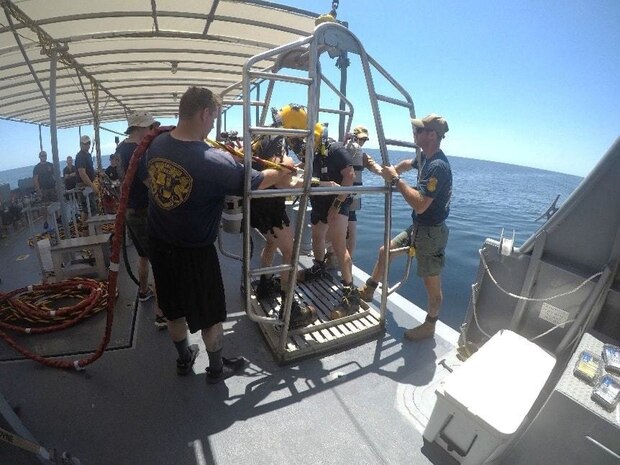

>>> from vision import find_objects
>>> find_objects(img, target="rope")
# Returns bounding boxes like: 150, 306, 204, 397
0, 125, 172, 370
0, 278, 108, 368
464, 249, 603, 347
479, 249, 603, 302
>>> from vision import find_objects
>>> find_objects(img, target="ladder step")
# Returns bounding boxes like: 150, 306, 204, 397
249, 264, 294, 277
222, 99, 266, 107
376, 93, 411, 108
249, 126, 309, 137
319, 107, 353, 116
385, 138, 418, 149
249, 71, 313, 85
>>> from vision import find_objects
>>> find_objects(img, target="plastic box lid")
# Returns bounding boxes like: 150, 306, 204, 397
444, 329, 556, 436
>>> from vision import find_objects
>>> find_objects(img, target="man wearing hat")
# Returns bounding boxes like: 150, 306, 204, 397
75, 134, 98, 221
345, 125, 382, 256
359, 114, 452, 341
116, 111, 167, 328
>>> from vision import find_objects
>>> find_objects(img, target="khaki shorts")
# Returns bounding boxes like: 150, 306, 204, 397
392, 222, 449, 277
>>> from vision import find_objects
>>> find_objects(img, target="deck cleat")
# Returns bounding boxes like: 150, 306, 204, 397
330, 285, 361, 320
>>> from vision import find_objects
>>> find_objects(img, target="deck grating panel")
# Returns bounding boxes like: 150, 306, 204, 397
249, 272, 383, 362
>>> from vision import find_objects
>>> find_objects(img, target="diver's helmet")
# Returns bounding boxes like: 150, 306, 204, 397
274, 104, 308, 129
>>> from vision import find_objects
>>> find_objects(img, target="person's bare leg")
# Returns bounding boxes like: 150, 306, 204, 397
202, 322, 223, 353
423, 275, 443, 319
167, 317, 188, 342
260, 235, 278, 268
311, 222, 329, 263
346, 220, 357, 257
273, 226, 294, 288
328, 214, 352, 284
404, 274, 442, 341
138, 256, 150, 294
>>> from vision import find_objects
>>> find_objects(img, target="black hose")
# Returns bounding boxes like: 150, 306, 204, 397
121, 224, 139, 286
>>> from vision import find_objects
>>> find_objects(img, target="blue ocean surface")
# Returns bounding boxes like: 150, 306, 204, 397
0, 153, 582, 329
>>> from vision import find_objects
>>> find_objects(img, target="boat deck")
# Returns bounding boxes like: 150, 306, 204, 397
0, 220, 461, 465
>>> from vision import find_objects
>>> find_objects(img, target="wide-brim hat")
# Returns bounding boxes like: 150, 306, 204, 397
125, 112, 159, 134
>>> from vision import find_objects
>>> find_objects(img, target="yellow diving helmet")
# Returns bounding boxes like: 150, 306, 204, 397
276, 104, 308, 129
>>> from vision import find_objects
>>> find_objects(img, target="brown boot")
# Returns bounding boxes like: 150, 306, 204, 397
358, 279, 378, 302
330, 286, 361, 320
404, 321, 435, 341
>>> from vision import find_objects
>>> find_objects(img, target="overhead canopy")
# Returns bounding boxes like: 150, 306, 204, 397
0, 0, 319, 129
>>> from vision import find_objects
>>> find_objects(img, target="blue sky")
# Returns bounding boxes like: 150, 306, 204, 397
0, 0, 618, 177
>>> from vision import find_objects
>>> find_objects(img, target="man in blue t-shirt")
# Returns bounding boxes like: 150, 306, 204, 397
75, 135, 97, 220
359, 113, 453, 341
146, 86, 288, 384
116, 110, 166, 329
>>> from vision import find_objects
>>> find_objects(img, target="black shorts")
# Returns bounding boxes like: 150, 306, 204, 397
250, 197, 290, 234
148, 237, 226, 332
125, 208, 149, 257
310, 195, 351, 225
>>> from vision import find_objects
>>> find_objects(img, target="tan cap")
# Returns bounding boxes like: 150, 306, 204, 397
125, 111, 159, 134
353, 125, 369, 140
411, 113, 449, 138
80, 135, 91, 144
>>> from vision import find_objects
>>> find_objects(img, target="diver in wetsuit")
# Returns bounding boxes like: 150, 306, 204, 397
250, 134, 317, 328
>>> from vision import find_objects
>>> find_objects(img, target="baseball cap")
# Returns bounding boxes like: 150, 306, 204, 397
353, 125, 369, 140
80, 135, 91, 144
125, 112, 159, 134
411, 113, 449, 138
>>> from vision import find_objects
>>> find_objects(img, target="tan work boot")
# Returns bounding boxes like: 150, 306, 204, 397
358, 282, 377, 302
330, 286, 361, 320
404, 321, 435, 341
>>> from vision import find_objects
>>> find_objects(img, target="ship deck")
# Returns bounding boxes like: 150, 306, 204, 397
0, 219, 460, 465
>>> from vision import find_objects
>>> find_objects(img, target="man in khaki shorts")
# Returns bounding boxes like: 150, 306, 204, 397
359, 113, 452, 341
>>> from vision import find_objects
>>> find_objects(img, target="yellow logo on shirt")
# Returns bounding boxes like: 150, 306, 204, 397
427, 177, 438, 192
148, 158, 193, 210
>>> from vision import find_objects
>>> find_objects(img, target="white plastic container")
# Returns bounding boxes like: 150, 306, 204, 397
424, 330, 556, 465
222, 195, 243, 234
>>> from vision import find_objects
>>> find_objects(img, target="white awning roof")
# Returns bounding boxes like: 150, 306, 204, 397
0, 0, 319, 128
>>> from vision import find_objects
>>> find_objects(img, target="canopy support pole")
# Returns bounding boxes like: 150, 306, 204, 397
49, 48, 71, 236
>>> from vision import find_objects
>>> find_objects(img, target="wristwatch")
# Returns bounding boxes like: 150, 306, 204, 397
390, 175, 401, 187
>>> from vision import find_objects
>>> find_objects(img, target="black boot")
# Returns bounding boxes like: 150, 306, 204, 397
255, 275, 281, 299
297, 259, 327, 282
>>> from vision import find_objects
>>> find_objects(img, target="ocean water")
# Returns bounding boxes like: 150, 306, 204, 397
0, 153, 582, 329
